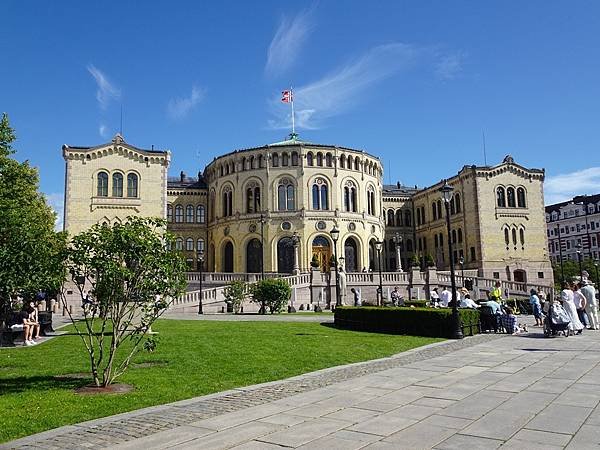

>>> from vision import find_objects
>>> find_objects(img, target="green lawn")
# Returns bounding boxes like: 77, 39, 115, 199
0, 320, 442, 443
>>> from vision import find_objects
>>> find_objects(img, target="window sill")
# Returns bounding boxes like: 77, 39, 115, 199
91, 196, 142, 211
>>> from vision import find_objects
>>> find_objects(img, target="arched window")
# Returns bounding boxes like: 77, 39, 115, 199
186, 205, 194, 223
291, 152, 299, 166
197, 238, 205, 252
112, 173, 123, 197
97, 172, 108, 197
343, 180, 357, 212
277, 178, 295, 211
246, 182, 261, 213
507, 187, 516, 207
167, 205, 173, 223
504, 228, 510, 246
450, 197, 456, 215
512, 228, 517, 245
387, 209, 395, 226
196, 205, 205, 223
344, 237, 358, 272
175, 205, 184, 223
307, 152, 314, 166
517, 187, 526, 207
405, 210, 412, 227
311, 178, 329, 210
222, 186, 233, 217
347, 156, 353, 170
316, 152, 323, 166
222, 241, 234, 273
367, 186, 375, 215
455, 193, 461, 213
497, 187, 506, 207
242, 157, 247, 171
326, 153, 332, 167
452, 229, 457, 244
272, 153, 279, 167
246, 238, 262, 273
458, 228, 463, 243
186, 238, 194, 251
175, 237, 183, 251
282, 153, 289, 166
127, 173, 138, 197
340, 155, 346, 169
432, 202, 437, 221
520, 228, 525, 246
277, 237, 294, 273
395, 210, 402, 226
354, 158, 360, 171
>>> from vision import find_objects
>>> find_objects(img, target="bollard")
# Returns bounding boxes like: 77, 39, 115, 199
69, 305, 73, 315
62, 307, 66, 316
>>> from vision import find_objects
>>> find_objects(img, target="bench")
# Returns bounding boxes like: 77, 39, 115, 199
0, 310, 54, 346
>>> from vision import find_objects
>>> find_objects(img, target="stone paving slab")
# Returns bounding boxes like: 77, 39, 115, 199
10, 328, 600, 449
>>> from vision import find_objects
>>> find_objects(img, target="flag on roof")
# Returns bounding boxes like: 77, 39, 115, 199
281, 90, 293, 103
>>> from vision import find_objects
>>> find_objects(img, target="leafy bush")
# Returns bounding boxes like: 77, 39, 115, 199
251, 278, 291, 314
224, 280, 247, 314
334, 306, 480, 338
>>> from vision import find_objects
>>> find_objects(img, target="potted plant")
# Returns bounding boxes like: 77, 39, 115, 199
310, 254, 320, 269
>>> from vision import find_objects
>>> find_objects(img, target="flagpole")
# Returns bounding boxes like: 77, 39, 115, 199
291, 87, 295, 136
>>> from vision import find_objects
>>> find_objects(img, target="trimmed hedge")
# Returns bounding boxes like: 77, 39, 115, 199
403, 300, 429, 307
334, 306, 480, 338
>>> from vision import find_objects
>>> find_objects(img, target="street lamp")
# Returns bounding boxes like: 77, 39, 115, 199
594, 261, 599, 288
393, 232, 403, 272
576, 243, 583, 282
459, 255, 465, 287
197, 249, 205, 315
375, 240, 384, 306
439, 180, 463, 339
260, 214, 266, 280
291, 231, 300, 275
330, 226, 341, 307
556, 225, 565, 282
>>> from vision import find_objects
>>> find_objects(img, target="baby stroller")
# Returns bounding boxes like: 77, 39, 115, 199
544, 302, 571, 337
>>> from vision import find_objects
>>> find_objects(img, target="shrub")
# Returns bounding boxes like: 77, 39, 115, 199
403, 300, 428, 307
334, 306, 480, 338
224, 280, 247, 314
251, 278, 291, 314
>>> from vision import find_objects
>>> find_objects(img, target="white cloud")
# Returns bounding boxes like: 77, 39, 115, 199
545, 166, 600, 205
435, 51, 465, 80
45, 192, 64, 231
87, 64, 121, 110
266, 8, 314, 77
99, 123, 108, 138
268, 43, 420, 130
167, 86, 205, 120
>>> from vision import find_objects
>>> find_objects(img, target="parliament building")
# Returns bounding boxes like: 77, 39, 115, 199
62, 133, 553, 284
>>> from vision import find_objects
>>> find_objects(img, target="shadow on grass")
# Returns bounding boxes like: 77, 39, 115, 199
0, 375, 91, 395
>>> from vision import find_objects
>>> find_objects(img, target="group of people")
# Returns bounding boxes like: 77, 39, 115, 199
548, 280, 598, 334
429, 285, 481, 309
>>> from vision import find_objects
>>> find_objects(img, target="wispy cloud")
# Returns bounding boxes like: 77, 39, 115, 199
45, 192, 64, 231
268, 43, 420, 130
545, 167, 600, 205
87, 64, 121, 110
99, 123, 108, 138
167, 86, 205, 120
435, 51, 465, 80
266, 8, 314, 77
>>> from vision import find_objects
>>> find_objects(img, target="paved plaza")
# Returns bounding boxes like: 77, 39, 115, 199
7, 327, 600, 449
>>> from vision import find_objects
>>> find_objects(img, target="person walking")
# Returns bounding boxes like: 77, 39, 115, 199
561, 281, 584, 334
529, 289, 543, 327
573, 283, 589, 328
581, 281, 598, 330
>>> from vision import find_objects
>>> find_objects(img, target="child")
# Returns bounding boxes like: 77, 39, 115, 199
529, 289, 544, 327
501, 307, 526, 334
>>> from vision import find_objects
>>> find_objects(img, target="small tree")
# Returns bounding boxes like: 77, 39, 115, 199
251, 279, 291, 314
223, 280, 247, 314
410, 254, 420, 268
64, 217, 187, 387
425, 254, 435, 267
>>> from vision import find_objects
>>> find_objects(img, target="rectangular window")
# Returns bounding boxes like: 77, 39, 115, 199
538, 272, 544, 279
493, 272, 500, 279
470, 247, 476, 261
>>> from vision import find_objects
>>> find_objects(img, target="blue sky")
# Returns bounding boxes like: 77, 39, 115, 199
2, 1, 600, 225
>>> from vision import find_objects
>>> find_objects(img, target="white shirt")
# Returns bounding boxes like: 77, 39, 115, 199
440, 289, 452, 307
460, 298, 479, 309
573, 290, 586, 309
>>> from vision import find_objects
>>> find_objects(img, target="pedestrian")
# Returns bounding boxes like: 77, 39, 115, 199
561, 281, 584, 334
490, 281, 503, 302
529, 289, 543, 327
439, 287, 452, 307
573, 283, 589, 328
459, 288, 478, 309
430, 287, 440, 307
391, 286, 403, 306
581, 281, 598, 330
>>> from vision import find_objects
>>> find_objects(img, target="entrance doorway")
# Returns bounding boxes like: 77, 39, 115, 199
312, 236, 331, 272
223, 241, 234, 273
246, 238, 262, 273
344, 237, 358, 272
277, 237, 294, 273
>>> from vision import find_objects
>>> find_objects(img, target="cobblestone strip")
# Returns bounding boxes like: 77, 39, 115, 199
4, 333, 504, 450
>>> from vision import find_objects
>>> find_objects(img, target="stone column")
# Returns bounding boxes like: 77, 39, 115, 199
293, 242, 300, 275
396, 246, 403, 272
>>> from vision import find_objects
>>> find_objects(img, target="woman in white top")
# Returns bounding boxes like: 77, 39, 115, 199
572, 283, 588, 328
561, 281, 584, 334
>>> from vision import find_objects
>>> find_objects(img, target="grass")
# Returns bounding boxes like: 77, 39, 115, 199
0, 320, 442, 443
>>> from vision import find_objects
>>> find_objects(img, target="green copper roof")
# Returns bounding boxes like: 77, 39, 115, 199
267, 132, 311, 146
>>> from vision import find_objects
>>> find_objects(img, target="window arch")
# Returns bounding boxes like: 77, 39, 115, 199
127, 173, 138, 197
354, 158, 359, 171
497, 187, 506, 207
455, 193, 461, 213
112, 173, 123, 197
504, 228, 510, 246
175, 205, 184, 223
175, 237, 183, 251
306, 152, 314, 166
186, 205, 194, 223
245, 181, 261, 213
347, 155, 353, 170
316, 152, 323, 166
222, 185, 233, 217
340, 154, 346, 169
512, 228, 517, 245
97, 172, 108, 197
507, 187, 516, 207
432, 202, 437, 220
458, 228, 463, 243
291, 152, 299, 166
311, 178, 329, 210
282, 153, 289, 166
405, 210, 412, 227
325, 153, 332, 167
272, 153, 279, 167
343, 180, 357, 212
167, 205, 173, 223
452, 229, 457, 244
395, 209, 403, 226
186, 238, 194, 251
277, 178, 295, 211
387, 209, 395, 226
196, 205, 205, 223
367, 186, 376, 215
197, 238, 205, 252
517, 187, 526, 207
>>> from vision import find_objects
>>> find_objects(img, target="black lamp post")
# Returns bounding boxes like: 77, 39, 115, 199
439, 180, 463, 339
594, 262, 599, 287
375, 240, 384, 306
197, 249, 204, 315
459, 255, 465, 287
330, 226, 341, 307
576, 243, 583, 282
556, 225, 565, 282
260, 214, 266, 280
